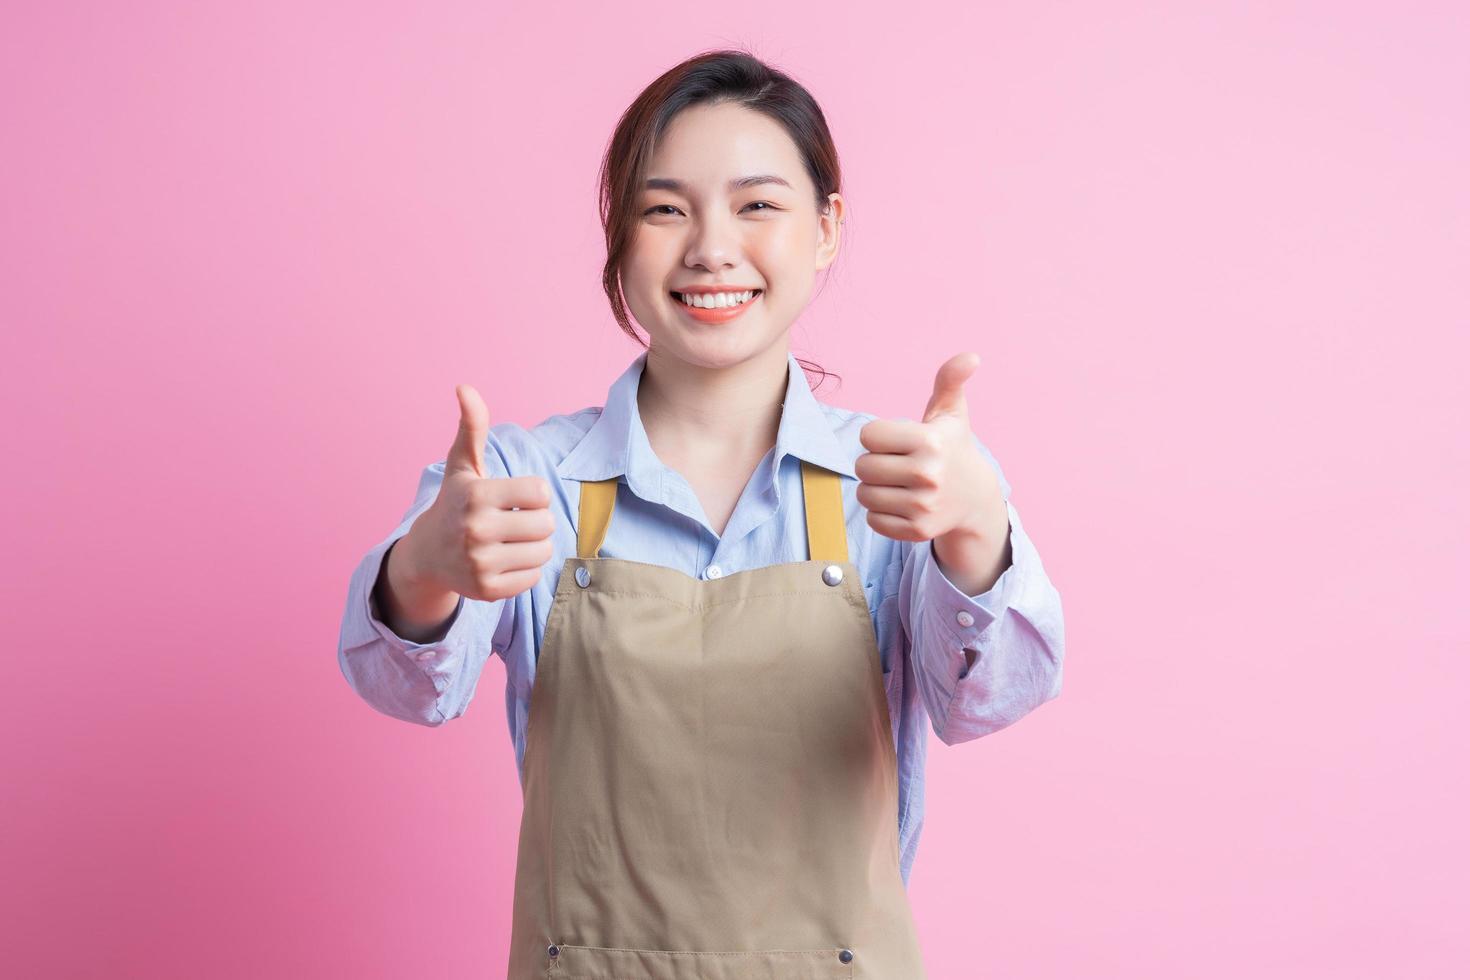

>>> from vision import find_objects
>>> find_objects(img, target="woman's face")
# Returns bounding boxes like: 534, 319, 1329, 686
621, 101, 844, 371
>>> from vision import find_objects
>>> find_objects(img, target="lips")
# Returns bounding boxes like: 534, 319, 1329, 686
669, 289, 762, 324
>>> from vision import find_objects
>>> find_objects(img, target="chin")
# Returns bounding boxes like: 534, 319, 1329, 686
632, 295, 790, 364
680, 338, 791, 376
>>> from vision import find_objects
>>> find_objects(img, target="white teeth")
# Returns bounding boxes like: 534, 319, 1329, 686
679, 290, 755, 308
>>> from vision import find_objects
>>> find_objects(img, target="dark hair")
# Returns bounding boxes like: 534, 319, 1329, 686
597, 48, 843, 394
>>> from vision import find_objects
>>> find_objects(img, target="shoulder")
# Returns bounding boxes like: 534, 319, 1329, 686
822, 400, 880, 432
524, 404, 604, 461
816, 398, 881, 473
474, 405, 604, 477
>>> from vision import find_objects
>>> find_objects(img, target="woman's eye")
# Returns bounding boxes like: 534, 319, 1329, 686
642, 202, 778, 217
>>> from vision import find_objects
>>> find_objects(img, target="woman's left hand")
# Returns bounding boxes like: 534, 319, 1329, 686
855, 352, 1013, 595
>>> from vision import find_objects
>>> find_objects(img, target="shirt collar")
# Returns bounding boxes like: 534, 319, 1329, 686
556, 350, 857, 496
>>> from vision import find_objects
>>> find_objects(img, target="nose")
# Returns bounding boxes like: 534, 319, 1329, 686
683, 212, 741, 273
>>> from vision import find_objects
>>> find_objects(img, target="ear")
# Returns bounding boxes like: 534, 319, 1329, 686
815, 192, 845, 272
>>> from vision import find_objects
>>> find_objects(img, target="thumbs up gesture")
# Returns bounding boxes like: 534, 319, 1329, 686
399, 384, 558, 603
856, 353, 1012, 595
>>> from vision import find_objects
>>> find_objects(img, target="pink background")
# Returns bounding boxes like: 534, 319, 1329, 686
4, 2, 1466, 977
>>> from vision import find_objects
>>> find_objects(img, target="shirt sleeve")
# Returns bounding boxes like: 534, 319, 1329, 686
336, 439, 516, 727
896, 434, 1065, 746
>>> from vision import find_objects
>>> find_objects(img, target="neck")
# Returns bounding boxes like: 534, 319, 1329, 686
637, 343, 790, 463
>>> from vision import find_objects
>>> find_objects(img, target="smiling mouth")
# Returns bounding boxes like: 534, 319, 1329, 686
668, 289, 763, 309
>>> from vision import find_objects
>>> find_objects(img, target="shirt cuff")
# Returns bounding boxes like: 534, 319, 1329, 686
914, 498, 1029, 679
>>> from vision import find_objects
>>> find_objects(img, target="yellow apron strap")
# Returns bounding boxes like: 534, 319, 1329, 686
576, 477, 618, 559
578, 462, 847, 563
800, 459, 849, 564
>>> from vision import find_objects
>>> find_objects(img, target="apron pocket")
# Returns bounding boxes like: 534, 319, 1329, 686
547, 942, 855, 979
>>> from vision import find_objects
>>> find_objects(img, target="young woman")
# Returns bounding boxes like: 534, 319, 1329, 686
338, 50, 1065, 980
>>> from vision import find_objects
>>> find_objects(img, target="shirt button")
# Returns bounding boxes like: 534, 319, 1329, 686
705, 564, 723, 579
415, 650, 435, 661
956, 610, 975, 628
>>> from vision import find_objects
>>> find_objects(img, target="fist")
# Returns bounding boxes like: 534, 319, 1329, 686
406, 384, 557, 602
855, 352, 1001, 543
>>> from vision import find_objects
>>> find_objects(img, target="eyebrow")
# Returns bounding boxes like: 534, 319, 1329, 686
644, 174, 794, 193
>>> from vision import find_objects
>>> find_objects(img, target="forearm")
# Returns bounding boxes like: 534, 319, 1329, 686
931, 496, 1012, 596
375, 532, 460, 644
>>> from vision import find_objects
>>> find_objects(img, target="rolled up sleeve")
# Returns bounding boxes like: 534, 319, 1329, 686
337, 456, 510, 727
897, 441, 1065, 745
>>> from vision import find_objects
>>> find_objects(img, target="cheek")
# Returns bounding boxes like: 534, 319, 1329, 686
623, 228, 682, 275
621, 240, 661, 289
748, 224, 814, 278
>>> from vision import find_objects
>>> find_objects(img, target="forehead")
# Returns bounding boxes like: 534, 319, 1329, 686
645, 102, 809, 195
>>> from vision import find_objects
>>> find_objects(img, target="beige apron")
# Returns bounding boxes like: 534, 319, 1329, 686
506, 460, 927, 979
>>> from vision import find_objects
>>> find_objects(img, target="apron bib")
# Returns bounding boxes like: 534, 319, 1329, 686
506, 460, 927, 979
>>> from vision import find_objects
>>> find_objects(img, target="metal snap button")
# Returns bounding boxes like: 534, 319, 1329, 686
574, 566, 591, 588
838, 948, 854, 963
821, 564, 844, 586
547, 943, 560, 958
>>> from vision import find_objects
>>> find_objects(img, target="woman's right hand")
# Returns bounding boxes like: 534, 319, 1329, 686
399, 384, 556, 603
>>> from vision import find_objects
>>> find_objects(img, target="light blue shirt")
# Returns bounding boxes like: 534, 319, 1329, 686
338, 350, 1065, 886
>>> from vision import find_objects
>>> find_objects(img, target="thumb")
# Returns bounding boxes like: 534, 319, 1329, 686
445, 383, 489, 480
922, 352, 980, 424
